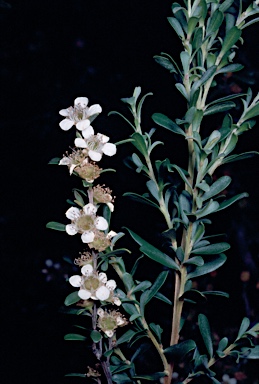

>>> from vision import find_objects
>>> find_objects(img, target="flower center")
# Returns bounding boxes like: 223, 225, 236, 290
77, 215, 95, 231
86, 136, 102, 152
83, 276, 100, 291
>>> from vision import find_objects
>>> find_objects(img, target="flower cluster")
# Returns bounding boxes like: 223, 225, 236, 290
59, 97, 116, 183
69, 264, 121, 305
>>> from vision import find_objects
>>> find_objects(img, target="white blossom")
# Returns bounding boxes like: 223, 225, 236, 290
65, 203, 108, 243
69, 264, 118, 302
75, 133, 116, 161
59, 97, 101, 133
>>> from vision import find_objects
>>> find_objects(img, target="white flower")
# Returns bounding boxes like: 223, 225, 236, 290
75, 133, 117, 161
65, 203, 108, 243
59, 97, 102, 133
69, 264, 117, 302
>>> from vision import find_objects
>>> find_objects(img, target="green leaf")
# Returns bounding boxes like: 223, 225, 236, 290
201, 176, 231, 201
216, 192, 249, 212
154, 292, 172, 305
191, 242, 230, 255
184, 256, 204, 266
164, 339, 196, 360
217, 337, 228, 352
219, 0, 234, 13
65, 373, 86, 377
242, 346, 259, 359
116, 329, 136, 345
198, 314, 213, 358
129, 314, 142, 321
131, 132, 148, 156
219, 26, 242, 58
64, 291, 79, 306
237, 317, 250, 340
207, 9, 224, 34
90, 330, 102, 343
175, 83, 189, 100
202, 291, 229, 298
180, 51, 190, 74
243, 103, 259, 121
217, 63, 244, 74
64, 333, 86, 341
133, 372, 167, 380
223, 151, 259, 164
195, 200, 220, 219
152, 113, 186, 136
169, 164, 192, 190
153, 55, 177, 73
203, 130, 221, 153
125, 228, 180, 270
123, 192, 159, 209
131, 281, 152, 294
187, 254, 227, 279
48, 157, 61, 164
142, 271, 169, 307
149, 323, 163, 344
112, 373, 132, 383
146, 180, 160, 202
122, 273, 135, 292
167, 17, 185, 39
204, 102, 236, 116
46, 221, 66, 231
191, 66, 217, 98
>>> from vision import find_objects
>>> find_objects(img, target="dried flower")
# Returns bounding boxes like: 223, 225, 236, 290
59, 97, 101, 132
65, 203, 108, 243
93, 185, 114, 212
97, 308, 128, 337
59, 148, 88, 175
88, 230, 117, 252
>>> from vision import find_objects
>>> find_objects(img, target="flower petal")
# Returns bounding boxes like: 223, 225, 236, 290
83, 203, 97, 215
88, 150, 102, 162
107, 230, 117, 239
66, 207, 81, 220
82, 125, 94, 139
102, 143, 117, 157
105, 330, 114, 337
97, 308, 104, 317
97, 133, 109, 143
81, 264, 93, 275
76, 119, 90, 131
113, 297, 121, 306
59, 109, 70, 117
116, 316, 125, 326
78, 289, 92, 300
75, 138, 87, 148
69, 275, 82, 287
66, 224, 78, 235
59, 118, 74, 131
88, 104, 102, 116
106, 202, 114, 212
96, 286, 110, 301
81, 231, 95, 243
98, 272, 107, 283
59, 157, 70, 165
95, 216, 108, 231
74, 97, 89, 108
106, 279, 116, 290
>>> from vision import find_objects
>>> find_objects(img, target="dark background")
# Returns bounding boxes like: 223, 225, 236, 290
1, 1, 259, 383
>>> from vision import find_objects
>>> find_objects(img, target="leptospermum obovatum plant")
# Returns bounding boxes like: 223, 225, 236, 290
47, 1, 259, 383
